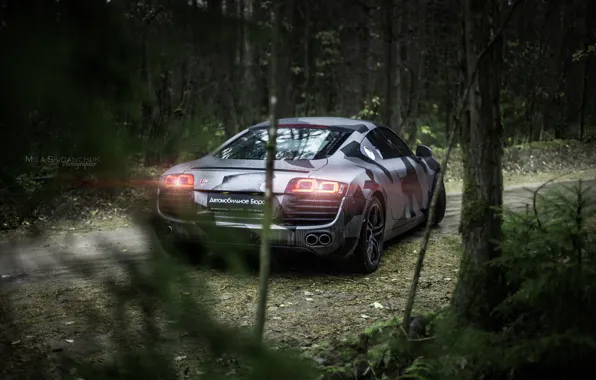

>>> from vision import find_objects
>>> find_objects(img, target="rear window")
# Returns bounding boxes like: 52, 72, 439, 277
213, 127, 351, 160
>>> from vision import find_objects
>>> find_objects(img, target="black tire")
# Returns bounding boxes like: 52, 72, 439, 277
351, 196, 386, 274
427, 178, 446, 226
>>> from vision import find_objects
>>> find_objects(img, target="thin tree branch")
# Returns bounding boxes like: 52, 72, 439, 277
254, 0, 282, 343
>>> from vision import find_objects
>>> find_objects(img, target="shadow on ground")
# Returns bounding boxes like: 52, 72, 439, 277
168, 222, 435, 278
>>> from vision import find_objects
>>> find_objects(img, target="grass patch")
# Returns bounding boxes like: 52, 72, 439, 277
444, 168, 596, 194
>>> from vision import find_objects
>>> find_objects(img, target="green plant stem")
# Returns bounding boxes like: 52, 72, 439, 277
255, 0, 282, 343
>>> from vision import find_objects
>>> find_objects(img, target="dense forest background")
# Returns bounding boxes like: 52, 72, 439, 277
1, 1, 596, 379
2, 0, 595, 174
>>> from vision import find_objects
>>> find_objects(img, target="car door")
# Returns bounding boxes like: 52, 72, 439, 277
366, 128, 427, 221
379, 128, 432, 219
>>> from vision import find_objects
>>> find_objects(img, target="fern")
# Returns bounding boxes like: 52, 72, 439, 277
401, 357, 434, 380
488, 180, 596, 377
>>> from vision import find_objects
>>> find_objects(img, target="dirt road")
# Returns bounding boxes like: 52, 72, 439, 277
1, 178, 593, 283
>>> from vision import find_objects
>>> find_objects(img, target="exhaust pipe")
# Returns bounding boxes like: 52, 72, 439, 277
305, 233, 319, 246
165, 225, 173, 237
318, 233, 332, 246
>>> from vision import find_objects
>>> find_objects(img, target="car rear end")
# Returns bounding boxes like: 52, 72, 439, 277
156, 124, 357, 256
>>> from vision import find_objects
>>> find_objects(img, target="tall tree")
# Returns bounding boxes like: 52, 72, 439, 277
381, 0, 395, 128
452, 0, 512, 330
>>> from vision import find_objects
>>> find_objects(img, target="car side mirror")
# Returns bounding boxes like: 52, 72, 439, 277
415, 145, 432, 157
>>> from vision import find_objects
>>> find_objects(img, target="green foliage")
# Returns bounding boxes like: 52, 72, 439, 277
401, 357, 435, 380
572, 44, 596, 62
419, 180, 596, 380
404, 125, 442, 148
352, 96, 381, 120
313, 179, 596, 380
488, 180, 596, 376
305, 315, 447, 379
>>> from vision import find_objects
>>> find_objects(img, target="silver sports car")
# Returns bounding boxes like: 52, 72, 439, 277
156, 117, 446, 273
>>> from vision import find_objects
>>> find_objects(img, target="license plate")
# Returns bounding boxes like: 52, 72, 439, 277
207, 193, 265, 212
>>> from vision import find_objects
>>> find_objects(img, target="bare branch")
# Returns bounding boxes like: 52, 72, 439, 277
532, 174, 565, 229
254, 0, 283, 343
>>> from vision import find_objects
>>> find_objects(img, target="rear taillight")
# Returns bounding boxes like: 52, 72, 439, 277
162, 174, 194, 189
285, 178, 347, 196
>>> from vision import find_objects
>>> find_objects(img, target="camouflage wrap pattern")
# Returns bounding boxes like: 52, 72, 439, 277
157, 117, 440, 258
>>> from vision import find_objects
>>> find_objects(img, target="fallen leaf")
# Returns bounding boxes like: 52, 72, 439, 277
304, 291, 313, 296
361, 314, 370, 319
65, 339, 74, 343
305, 298, 314, 301
65, 321, 74, 325
174, 355, 187, 362
372, 302, 384, 309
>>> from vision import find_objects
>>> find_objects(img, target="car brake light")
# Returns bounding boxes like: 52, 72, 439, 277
162, 174, 194, 189
285, 178, 347, 195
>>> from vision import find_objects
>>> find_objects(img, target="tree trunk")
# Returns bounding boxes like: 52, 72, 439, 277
579, 57, 590, 141
339, 1, 364, 117
558, 0, 583, 138
250, 0, 269, 120
382, 0, 394, 127
302, 0, 313, 115
277, 0, 294, 117
452, 0, 506, 331
406, 0, 427, 146
540, 2, 563, 140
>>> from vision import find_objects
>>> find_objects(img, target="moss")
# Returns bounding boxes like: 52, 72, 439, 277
459, 165, 492, 234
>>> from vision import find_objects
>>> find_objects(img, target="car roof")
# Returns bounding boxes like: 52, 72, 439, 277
249, 117, 379, 131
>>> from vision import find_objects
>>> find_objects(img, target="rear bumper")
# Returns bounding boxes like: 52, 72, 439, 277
155, 199, 362, 258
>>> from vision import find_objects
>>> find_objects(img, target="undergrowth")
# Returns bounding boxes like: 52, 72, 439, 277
0, 214, 320, 380
311, 179, 596, 380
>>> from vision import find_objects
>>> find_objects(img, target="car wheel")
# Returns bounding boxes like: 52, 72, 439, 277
352, 196, 385, 274
427, 178, 446, 226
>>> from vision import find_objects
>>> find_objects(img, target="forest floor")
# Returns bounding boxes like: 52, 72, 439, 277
2, 178, 595, 378
1, 140, 595, 378
0, 233, 460, 378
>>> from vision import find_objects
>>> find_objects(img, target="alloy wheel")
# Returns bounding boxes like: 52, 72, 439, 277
365, 202, 384, 264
